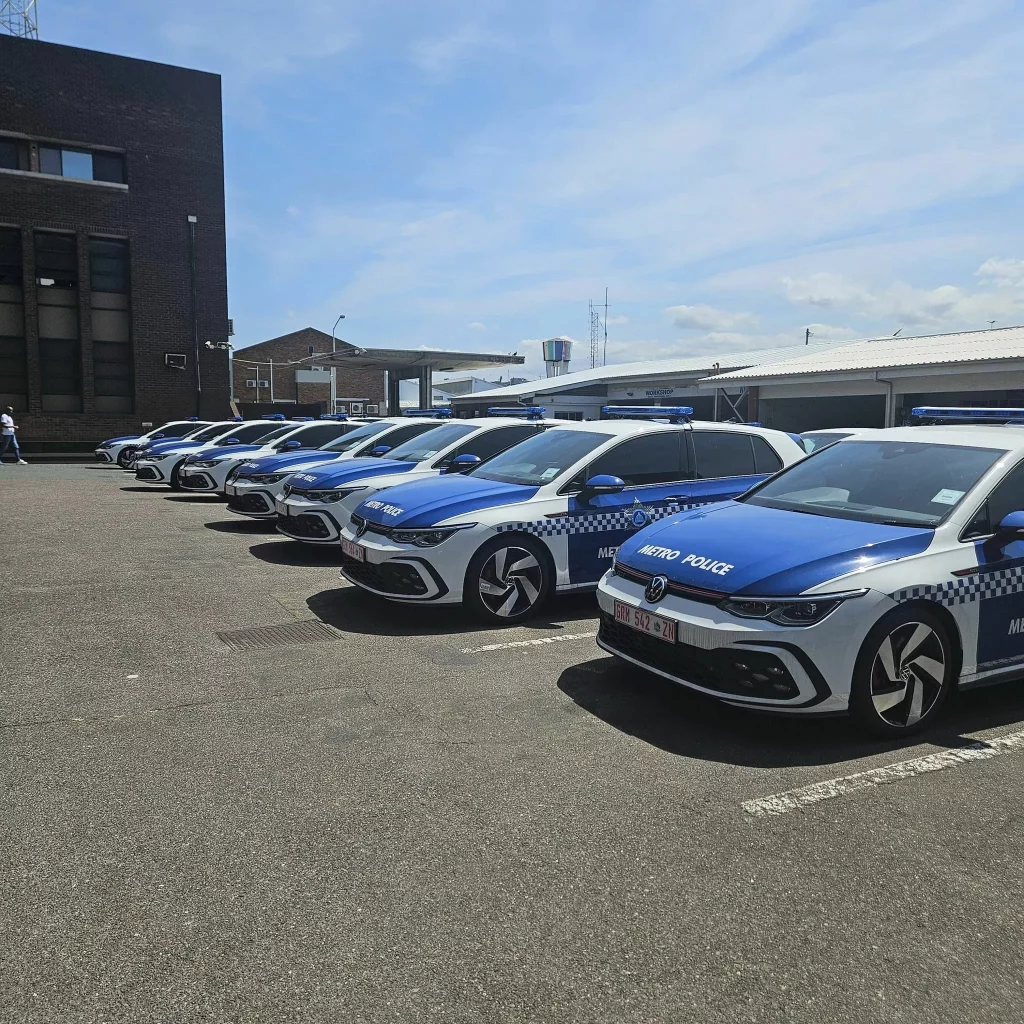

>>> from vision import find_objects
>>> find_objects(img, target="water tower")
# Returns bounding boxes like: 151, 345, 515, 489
542, 337, 573, 377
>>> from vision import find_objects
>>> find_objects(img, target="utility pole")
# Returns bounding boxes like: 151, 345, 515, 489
805, 327, 812, 346
332, 314, 345, 413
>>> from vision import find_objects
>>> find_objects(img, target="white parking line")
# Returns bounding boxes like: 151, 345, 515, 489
460, 631, 597, 655
743, 726, 1024, 818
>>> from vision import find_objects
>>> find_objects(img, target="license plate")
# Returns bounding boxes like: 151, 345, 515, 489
613, 600, 676, 643
341, 539, 365, 561
276, 499, 290, 515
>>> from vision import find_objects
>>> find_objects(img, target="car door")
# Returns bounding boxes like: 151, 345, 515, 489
961, 459, 1024, 675
563, 430, 691, 585
686, 429, 782, 506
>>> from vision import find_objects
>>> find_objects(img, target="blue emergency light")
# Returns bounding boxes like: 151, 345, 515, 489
404, 408, 452, 418
486, 406, 547, 419
912, 406, 1024, 422
187, 416, 199, 421
319, 413, 349, 420
290, 416, 314, 421
231, 416, 244, 421
266, 413, 287, 421
601, 405, 693, 423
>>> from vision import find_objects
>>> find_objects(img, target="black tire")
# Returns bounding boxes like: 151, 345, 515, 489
117, 446, 136, 468
849, 605, 956, 737
169, 461, 184, 490
464, 534, 552, 625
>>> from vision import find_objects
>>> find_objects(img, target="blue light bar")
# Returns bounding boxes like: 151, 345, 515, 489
319, 413, 349, 420
601, 405, 693, 423
291, 416, 314, 421
231, 416, 244, 421
266, 413, 287, 421
404, 408, 452, 418
486, 406, 547, 419
187, 416, 199, 421
912, 406, 1024, 422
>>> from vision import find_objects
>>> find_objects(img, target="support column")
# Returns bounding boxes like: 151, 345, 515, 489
386, 371, 401, 416
418, 367, 432, 409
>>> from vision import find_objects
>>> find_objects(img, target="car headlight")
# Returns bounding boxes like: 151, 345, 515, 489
249, 472, 289, 484
719, 589, 866, 626
189, 459, 221, 468
389, 524, 476, 547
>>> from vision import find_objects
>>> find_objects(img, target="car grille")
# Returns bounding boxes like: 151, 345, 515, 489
341, 554, 429, 596
95, 451, 113, 462
180, 473, 211, 489
349, 513, 391, 538
613, 562, 725, 604
228, 492, 272, 514
598, 612, 799, 700
135, 467, 158, 480
277, 513, 332, 540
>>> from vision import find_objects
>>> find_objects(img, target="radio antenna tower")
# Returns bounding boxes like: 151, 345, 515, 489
0, 0, 38, 38
588, 288, 610, 368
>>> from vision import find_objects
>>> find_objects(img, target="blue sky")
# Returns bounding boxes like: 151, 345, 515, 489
44, 0, 1024, 377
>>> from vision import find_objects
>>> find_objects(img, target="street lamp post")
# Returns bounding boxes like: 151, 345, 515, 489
331, 314, 345, 413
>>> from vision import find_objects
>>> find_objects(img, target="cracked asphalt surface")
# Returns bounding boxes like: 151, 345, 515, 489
2, 463, 1023, 1023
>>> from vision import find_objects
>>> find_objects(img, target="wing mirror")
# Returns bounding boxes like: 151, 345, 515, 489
997, 510, 1024, 534
584, 474, 626, 495
444, 453, 482, 475
282, 440, 302, 450
152, 433, 165, 440
223, 437, 242, 445
370, 445, 392, 457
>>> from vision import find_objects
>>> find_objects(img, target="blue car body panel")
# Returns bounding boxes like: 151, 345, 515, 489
288, 457, 415, 489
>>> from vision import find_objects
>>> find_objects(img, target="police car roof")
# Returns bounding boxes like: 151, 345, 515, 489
841, 425, 1024, 450
561, 418, 795, 439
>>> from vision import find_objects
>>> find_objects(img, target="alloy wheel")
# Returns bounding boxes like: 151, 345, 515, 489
477, 545, 544, 618
869, 620, 946, 729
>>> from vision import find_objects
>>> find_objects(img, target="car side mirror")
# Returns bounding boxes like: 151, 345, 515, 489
584, 474, 626, 495
223, 437, 242, 445
282, 440, 302, 450
444, 453, 482, 475
152, 433, 165, 440
997, 510, 1024, 534
370, 445, 392, 457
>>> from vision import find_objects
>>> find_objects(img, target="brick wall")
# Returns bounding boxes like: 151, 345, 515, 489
0, 35, 230, 444
232, 327, 384, 409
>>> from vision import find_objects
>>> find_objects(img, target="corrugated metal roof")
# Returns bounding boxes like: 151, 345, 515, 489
703, 326, 1024, 383
449, 340, 848, 402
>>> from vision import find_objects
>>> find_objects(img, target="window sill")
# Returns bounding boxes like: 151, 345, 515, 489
0, 167, 128, 190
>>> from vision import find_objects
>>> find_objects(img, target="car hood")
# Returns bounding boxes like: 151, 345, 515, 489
102, 434, 142, 445
615, 501, 934, 596
235, 449, 346, 476
287, 457, 413, 489
193, 443, 275, 462
354, 474, 539, 528
142, 439, 207, 457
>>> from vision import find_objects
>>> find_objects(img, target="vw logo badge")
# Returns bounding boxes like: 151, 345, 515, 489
355, 519, 368, 538
645, 575, 668, 603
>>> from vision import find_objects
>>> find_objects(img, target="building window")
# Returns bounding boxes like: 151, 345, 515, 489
35, 232, 82, 413
0, 228, 27, 411
37, 145, 125, 184
0, 138, 29, 172
90, 238, 133, 413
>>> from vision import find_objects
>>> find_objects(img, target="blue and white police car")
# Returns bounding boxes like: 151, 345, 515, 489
597, 409, 1024, 736
276, 410, 565, 543
336, 408, 804, 623
94, 418, 210, 468
177, 416, 363, 495
223, 415, 454, 519
133, 418, 292, 488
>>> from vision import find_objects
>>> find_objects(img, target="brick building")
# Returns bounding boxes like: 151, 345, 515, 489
233, 328, 385, 415
0, 35, 230, 447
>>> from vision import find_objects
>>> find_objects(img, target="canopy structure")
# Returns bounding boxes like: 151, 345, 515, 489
317, 347, 526, 414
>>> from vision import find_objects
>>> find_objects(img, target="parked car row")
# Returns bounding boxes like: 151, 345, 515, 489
99, 406, 1024, 736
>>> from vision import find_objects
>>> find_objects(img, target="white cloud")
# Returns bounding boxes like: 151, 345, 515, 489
666, 304, 758, 331
466, 321, 487, 330
977, 257, 1024, 286
606, 314, 629, 325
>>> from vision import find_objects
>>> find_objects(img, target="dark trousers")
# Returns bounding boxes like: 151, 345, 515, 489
0, 433, 20, 460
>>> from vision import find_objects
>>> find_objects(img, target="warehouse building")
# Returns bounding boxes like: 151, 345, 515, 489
0, 35, 230, 447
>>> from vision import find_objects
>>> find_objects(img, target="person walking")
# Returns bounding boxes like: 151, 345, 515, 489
0, 406, 27, 464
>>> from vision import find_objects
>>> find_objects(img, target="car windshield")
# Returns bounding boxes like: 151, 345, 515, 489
386, 424, 476, 463
213, 423, 288, 445
252, 425, 297, 444
742, 439, 1006, 526
189, 424, 233, 443
471, 429, 613, 486
322, 421, 390, 452
800, 431, 852, 454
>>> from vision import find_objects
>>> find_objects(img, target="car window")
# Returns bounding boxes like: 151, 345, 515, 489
190, 425, 232, 443
744, 439, 1005, 527
800, 432, 851, 454
472, 429, 614, 486
218, 423, 291, 445
964, 458, 1024, 537
160, 421, 200, 437
322, 421, 391, 452
434, 424, 541, 468
274, 423, 347, 449
587, 431, 689, 486
345, 421, 438, 454
387, 424, 476, 462
751, 435, 784, 473
691, 431, 756, 478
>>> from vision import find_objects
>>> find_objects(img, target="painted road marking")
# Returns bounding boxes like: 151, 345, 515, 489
743, 726, 1024, 818
461, 631, 597, 655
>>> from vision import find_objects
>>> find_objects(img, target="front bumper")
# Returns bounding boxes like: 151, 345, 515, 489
134, 459, 169, 483
595, 570, 889, 714
274, 491, 367, 543
179, 469, 218, 491
94, 449, 114, 463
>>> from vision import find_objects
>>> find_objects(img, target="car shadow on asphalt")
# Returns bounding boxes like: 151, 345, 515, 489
250, 540, 348, 566
120, 485, 164, 492
204, 519, 277, 534
307, 586, 600, 638
164, 495, 224, 503
557, 656, 1024, 769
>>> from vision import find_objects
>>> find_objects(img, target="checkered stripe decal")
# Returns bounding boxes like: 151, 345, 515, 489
891, 565, 1024, 606
497, 501, 701, 539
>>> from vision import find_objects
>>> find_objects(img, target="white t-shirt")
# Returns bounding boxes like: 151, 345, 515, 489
1, 414, 13, 436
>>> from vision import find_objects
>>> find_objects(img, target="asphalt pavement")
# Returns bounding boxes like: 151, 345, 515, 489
2, 463, 1023, 1023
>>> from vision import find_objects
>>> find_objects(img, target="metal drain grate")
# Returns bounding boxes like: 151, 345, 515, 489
216, 619, 342, 652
